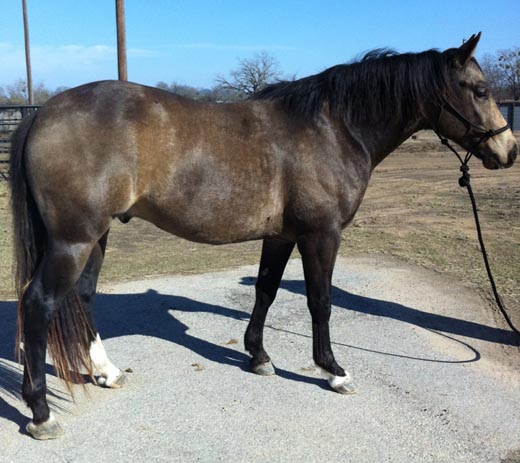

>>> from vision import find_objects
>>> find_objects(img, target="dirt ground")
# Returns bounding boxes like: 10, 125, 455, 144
0, 131, 519, 327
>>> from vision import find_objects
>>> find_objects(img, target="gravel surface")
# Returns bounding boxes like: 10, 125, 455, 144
0, 256, 519, 462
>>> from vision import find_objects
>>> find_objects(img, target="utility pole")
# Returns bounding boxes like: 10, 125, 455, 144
115, 0, 128, 81
22, 0, 33, 104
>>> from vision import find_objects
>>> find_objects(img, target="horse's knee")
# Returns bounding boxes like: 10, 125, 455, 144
254, 285, 277, 309
308, 296, 332, 322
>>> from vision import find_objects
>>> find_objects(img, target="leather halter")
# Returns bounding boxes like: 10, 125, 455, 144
434, 98, 510, 164
432, 98, 511, 185
441, 98, 509, 134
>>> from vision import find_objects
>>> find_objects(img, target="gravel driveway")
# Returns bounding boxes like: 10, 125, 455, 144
0, 256, 519, 462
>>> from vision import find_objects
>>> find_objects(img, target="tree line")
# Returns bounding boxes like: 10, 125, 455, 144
1, 48, 518, 106
0, 79, 69, 105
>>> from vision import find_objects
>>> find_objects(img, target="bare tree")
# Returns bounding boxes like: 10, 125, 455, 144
480, 54, 507, 99
3, 78, 28, 104
0, 79, 64, 104
478, 48, 520, 101
497, 48, 520, 100
155, 81, 215, 101
215, 51, 282, 99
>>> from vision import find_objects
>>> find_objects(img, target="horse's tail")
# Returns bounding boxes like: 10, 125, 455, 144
9, 113, 44, 301
10, 112, 93, 392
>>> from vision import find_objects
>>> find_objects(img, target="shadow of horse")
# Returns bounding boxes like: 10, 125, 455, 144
243, 278, 518, 347
0, 288, 325, 426
0, 291, 252, 374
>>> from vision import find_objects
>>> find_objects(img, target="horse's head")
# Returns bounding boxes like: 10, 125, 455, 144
436, 33, 517, 169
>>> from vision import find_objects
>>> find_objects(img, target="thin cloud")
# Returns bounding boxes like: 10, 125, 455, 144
169, 43, 299, 51
1, 42, 158, 76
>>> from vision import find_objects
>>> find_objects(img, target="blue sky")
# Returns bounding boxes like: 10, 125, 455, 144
1, 0, 519, 90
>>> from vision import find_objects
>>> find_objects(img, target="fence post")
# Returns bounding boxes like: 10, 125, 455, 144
22, 0, 34, 105
116, 0, 128, 81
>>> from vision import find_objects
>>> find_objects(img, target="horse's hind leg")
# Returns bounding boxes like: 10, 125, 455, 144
22, 239, 95, 439
245, 238, 295, 375
77, 231, 125, 388
297, 232, 355, 395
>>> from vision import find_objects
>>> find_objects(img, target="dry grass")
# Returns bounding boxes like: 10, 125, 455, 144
1, 132, 519, 326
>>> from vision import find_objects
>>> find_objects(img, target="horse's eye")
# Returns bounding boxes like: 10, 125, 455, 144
474, 87, 488, 99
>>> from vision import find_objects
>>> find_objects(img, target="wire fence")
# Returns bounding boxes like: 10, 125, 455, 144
0, 105, 40, 180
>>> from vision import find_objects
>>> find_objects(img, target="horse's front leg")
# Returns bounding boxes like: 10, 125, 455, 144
297, 231, 356, 394
245, 238, 295, 375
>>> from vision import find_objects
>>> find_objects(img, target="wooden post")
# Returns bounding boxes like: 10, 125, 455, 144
22, 0, 33, 104
116, 0, 128, 81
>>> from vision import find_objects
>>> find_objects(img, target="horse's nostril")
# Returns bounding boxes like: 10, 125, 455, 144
509, 144, 518, 164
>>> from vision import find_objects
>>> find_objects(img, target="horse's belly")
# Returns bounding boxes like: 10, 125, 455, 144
130, 194, 284, 244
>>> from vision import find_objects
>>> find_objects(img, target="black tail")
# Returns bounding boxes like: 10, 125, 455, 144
9, 112, 44, 298
10, 113, 94, 391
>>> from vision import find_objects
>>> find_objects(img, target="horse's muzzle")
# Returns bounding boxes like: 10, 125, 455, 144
482, 143, 517, 170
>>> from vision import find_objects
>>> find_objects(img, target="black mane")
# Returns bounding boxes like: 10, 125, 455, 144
253, 49, 454, 124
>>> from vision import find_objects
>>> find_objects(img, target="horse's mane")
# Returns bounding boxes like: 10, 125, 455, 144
253, 49, 455, 124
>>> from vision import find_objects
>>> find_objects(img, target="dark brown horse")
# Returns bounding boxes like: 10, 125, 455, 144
9, 33, 517, 439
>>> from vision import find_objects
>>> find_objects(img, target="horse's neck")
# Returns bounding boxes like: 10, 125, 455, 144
357, 117, 427, 169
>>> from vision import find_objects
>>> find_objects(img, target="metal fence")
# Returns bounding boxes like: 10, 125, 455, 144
0, 105, 40, 180
499, 101, 520, 132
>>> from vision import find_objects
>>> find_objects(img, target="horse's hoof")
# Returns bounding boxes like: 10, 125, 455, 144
26, 413, 63, 440
251, 360, 276, 376
97, 371, 127, 389
328, 374, 356, 395
331, 380, 357, 395
317, 367, 356, 395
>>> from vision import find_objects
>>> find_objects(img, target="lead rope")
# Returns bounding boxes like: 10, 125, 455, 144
435, 132, 520, 341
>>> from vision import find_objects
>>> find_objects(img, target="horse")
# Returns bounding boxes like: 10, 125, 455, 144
9, 33, 517, 439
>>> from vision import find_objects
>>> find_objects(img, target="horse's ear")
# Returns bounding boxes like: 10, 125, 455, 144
455, 32, 481, 67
